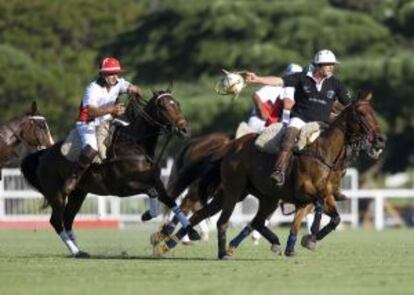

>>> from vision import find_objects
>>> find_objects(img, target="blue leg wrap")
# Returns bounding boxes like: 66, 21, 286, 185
161, 224, 175, 236
286, 234, 297, 251
229, 226, 252, 248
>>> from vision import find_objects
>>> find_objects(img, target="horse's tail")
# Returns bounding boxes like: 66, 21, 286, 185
21, 150, 48, 207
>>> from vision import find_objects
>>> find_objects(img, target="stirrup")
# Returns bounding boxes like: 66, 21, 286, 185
270, 170, 285, 186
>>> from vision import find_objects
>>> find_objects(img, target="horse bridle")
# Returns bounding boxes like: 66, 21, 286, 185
0, 116, 48, 150
130, 92, 180, 133
348, 101, 379, 153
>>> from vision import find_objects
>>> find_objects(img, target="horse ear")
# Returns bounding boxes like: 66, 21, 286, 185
30, 101, 38, 115
356, 89, 372, 102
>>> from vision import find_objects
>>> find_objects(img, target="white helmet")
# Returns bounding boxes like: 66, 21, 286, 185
313, 49, 338, 65
284, 63, 303, 75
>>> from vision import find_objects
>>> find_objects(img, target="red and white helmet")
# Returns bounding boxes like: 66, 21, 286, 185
99, 57, 126, 74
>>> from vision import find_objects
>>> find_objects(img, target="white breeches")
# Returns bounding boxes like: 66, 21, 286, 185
76, 122, 98, 151
247, 116, 266, 133
288, 117, 306, 130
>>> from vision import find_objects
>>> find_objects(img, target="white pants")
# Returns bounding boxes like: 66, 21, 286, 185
247, 116, 266, 133
76, 122, 98, 151
288, 117, 306, 129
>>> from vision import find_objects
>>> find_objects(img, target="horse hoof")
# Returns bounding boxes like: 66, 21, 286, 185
284, 249, 296, 257
153, 242, 169, 257
218, 253, 232, 260
270, 244, 282, 255
226, 246, 236, 257
141, 211, 153, 222
74, 251, 90, 258
150, 232, 164, 246
301, 234, 318, 251
187, 227, 201, 241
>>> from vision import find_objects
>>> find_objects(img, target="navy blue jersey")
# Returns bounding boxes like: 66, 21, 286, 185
282, 72, 352, 123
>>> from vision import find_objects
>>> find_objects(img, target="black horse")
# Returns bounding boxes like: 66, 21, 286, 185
21, 91, 200, 257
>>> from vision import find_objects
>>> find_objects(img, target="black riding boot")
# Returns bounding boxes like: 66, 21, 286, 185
62, 145, 98, 196
270, 127, 300, 186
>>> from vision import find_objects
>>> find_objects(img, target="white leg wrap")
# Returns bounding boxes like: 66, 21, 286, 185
65, 230, 79, 247
59, 231, 80, 255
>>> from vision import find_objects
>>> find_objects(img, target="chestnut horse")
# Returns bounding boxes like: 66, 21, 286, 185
0, 101, 54, 169
155, 91, 386, 259
21, 91, 201, 257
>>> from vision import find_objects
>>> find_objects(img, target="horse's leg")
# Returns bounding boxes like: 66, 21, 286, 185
150, 193, 195, 246
228, 200, 280, 257
48, 193, 82, 257
63, 190, 89, 257
153, 191, 223, 256
302, 195, 339, 250
154, 179, 201, 241
285, 203, 314, 256
216, 203, 237, 260
162, 193, 195, 236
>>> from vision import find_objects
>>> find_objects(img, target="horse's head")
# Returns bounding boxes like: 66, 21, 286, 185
145, 90, 190, 138
345, 91, 386, 159
21, 102, 55, 149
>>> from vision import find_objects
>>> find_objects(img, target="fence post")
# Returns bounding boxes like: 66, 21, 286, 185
97, 196, 106, 219
0, 170, 4, 220
374, 192, 384, 231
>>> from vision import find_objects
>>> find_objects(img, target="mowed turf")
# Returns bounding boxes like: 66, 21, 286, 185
0, 227, 413, 295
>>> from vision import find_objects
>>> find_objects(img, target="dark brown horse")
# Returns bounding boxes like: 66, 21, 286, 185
0, 101, 54, 169
144, 132, 232, 243
21, 91, 201, 257
154, 91, 386, 259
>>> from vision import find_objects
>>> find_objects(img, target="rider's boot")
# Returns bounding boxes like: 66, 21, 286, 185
270, 127, 300, 186
62, 145, 98, 196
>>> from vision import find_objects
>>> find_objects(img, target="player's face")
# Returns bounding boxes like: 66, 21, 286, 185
103, 73, 118, 86
317, 64, 335, 77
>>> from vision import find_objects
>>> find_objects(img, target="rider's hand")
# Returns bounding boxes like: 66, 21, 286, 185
245, 72, 258, 83
112, 103, 126, 117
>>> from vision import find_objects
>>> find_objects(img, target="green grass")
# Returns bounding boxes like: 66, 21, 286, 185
0, 227, 413, 295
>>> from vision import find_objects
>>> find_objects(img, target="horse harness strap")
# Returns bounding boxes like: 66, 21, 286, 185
297, 147, 347, 172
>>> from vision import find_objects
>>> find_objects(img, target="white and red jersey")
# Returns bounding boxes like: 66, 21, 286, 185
254, 86, 295, 126
78, 78, 130, 125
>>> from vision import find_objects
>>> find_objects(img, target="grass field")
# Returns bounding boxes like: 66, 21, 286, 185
0, 227, 413, 295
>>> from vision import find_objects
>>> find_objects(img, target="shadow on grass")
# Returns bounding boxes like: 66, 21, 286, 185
12, 253, 278, 262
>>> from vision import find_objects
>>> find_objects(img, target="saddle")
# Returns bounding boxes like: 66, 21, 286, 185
60, 122, 114, 163
254, 122, 328, 154
235, 121, 257, 139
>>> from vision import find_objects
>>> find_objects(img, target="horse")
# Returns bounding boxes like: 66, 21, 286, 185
21, 90, 201, 257
154, 90, 386, 259
0, 101, 54, 170
145, 132, 232, 243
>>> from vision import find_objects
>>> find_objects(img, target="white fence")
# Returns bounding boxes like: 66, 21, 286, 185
1, 165, 413, 231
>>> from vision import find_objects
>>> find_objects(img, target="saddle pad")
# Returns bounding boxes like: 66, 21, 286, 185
254, 122, 328, 155
235, 121, 257, 139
